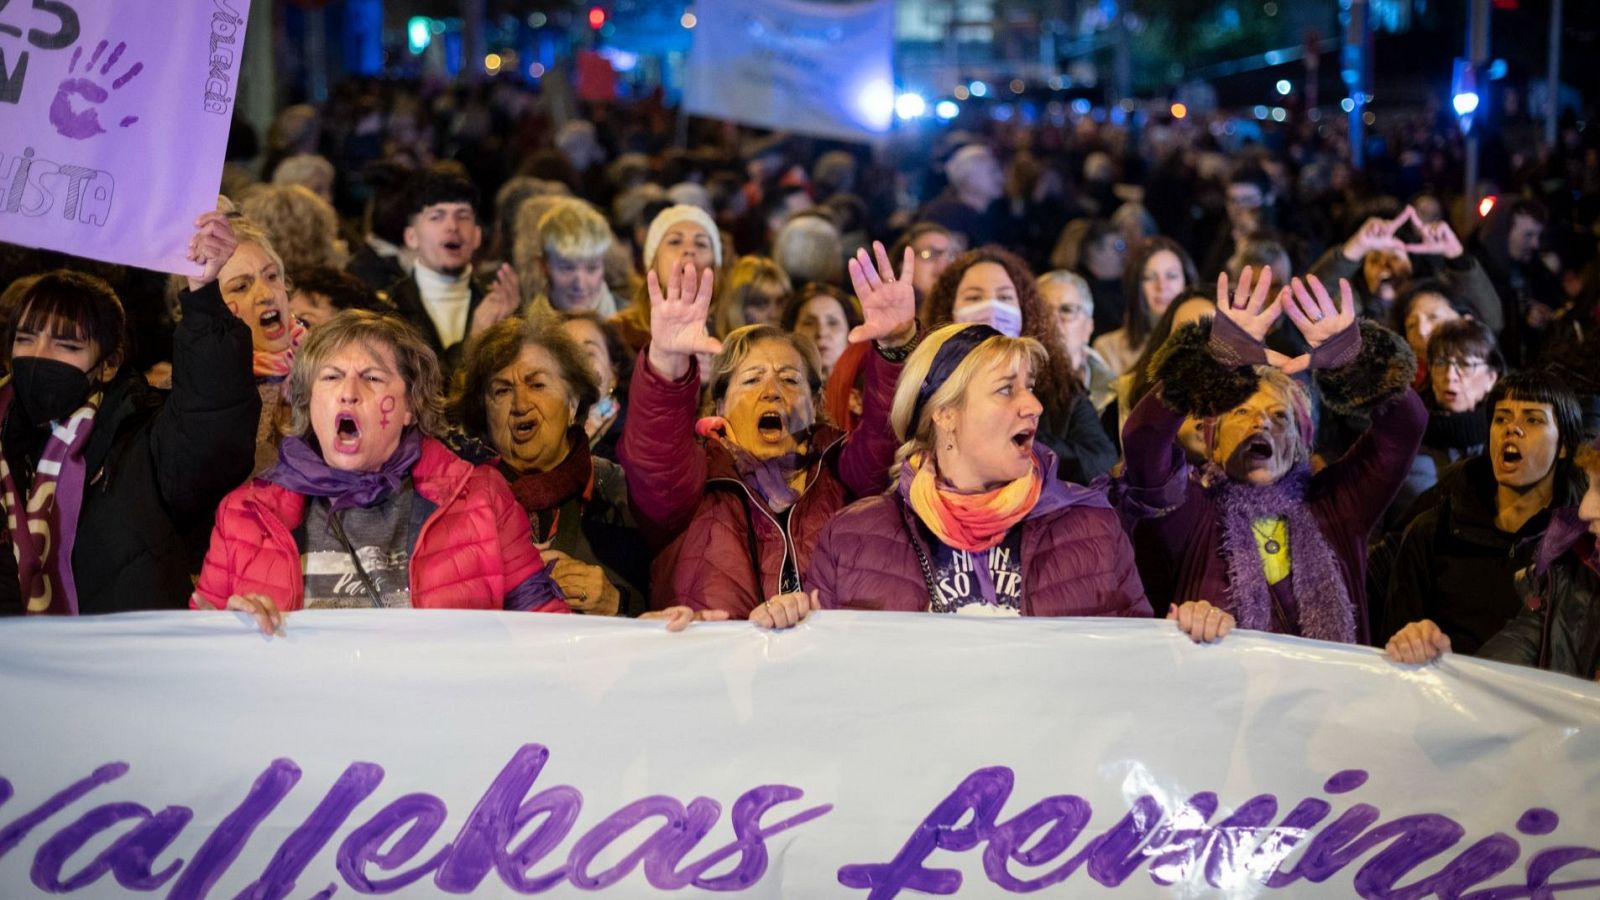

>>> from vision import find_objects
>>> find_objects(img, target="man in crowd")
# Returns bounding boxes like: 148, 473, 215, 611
384, 171, 517, 375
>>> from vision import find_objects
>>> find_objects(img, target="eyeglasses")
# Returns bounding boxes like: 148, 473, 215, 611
915, 247, 960, 263
1430, 357, 1488, 375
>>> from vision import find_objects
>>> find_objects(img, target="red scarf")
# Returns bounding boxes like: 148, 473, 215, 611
504, 427, 594, 543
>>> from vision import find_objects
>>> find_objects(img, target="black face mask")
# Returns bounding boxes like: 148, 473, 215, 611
10, 356, 93, 425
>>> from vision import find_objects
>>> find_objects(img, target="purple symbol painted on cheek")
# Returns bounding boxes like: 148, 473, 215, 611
48, 40, 144, 141
380, 396, 396, 430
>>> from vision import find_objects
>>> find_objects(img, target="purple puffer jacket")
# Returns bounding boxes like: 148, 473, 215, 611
806, 445, 1153, 617
620, 344, 902, 615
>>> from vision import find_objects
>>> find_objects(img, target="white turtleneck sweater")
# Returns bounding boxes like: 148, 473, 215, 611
413, 262, 472, 349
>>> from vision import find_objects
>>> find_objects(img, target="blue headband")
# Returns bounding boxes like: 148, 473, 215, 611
909, 324, 1002, 430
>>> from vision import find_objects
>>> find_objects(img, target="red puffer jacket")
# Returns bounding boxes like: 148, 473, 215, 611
620, 346, 902, 616
193, 436, 568, 612
807, 446, 1152, 617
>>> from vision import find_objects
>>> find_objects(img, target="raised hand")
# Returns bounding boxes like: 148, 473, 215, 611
470, 263, 521, 338
847, 241, 917, 347
1341, 213, 1408, 262
1402, 214, 1464, 260
646, 259, 722, 381
186, 211, 239, 292
1216, 265, 1283, 344
1284, 275, 1357, 351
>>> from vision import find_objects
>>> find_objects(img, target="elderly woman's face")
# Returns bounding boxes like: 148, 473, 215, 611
309, 340, 413, 472
1213, 384, 1300, 485
219, 241, 293, 354
718, 337, 814, 461
486, 343, 578, 475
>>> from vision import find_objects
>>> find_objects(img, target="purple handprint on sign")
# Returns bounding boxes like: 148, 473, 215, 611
48, 40, 142, 140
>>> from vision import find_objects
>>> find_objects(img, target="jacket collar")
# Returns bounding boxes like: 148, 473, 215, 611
247, 435, 472, 528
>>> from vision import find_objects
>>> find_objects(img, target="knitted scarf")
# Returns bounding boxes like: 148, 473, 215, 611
906, 450, 1043, 553
263, 428, 423, 513
253, 319, 307, 380
0, 382, 101, 615
1210, 465, 1357, 642
504, 426, 593, 543
696, 416, 817, 514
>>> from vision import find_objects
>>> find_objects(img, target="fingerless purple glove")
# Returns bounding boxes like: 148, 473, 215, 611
1309, 320, 1362, 370
1207, 312, 1268, 367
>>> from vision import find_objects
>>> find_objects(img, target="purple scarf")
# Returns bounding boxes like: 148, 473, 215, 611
1210, 466, 1357, 642
263, 429, 424, 512
696, 416, 818, 514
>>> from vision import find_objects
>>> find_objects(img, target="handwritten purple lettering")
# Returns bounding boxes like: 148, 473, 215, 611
837, 767, 1600, 899
0, 744, 834, 895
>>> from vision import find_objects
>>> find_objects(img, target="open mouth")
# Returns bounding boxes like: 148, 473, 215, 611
1501, 444, 1524, 466
442, 239, 465, 255
333, 413, 361, 451
511, 419, 537, 441
1245, 436, 1275, 462
259, 308, 285, 340
1010, 428, 1035, 451
757, 411, 785, 442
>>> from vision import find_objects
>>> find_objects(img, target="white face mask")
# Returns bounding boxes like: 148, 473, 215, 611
954, 299, 1023, 338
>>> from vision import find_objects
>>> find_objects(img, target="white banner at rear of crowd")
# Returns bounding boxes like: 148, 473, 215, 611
683, 0, 894, 142
0, 0, 249, 274
1, 611, 1597, 898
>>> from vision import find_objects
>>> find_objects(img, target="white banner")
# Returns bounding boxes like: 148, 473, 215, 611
1, 611, 1598, 898
0, 0, 249, 274
683, 0, 894, 143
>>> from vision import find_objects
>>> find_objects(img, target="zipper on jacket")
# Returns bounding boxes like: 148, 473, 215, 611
710, 476, 799, 598
707, 431, 844, 600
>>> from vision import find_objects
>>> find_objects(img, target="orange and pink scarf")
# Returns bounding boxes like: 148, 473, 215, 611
906, 451, 1043, 552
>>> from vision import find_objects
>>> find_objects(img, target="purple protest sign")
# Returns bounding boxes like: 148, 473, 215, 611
0, 0, 248, 274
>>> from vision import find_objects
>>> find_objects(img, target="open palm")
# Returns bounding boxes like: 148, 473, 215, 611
847, 241, 917, 345
647, 260, 721, 376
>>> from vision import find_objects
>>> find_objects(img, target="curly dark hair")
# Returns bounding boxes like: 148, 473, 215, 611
452, 316, 600, 441
922, 245, 1081, 418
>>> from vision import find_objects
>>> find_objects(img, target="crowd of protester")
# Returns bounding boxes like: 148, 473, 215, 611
2, 73, 1598, 680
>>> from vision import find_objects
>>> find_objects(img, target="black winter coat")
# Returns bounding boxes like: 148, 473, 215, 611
385, 273, 487, 380
1383, 456, 1549, 654
0, 281, 258, 615
1480, 539, 1600, 680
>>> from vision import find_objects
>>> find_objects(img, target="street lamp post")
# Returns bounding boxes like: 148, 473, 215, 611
1464, 0, 1489, 214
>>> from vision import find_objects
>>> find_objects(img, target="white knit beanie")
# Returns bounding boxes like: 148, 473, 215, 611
642, 204, 723, 269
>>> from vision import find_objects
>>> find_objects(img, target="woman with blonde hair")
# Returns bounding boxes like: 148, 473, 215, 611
237, 183, 349, 275
797, 322, 1231, 640
712, 255, 791, 338
516, 198, 619, 317
215, 213, 307, 473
